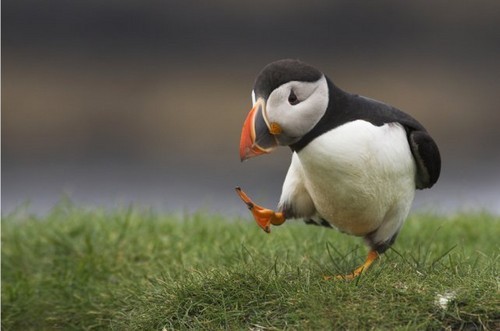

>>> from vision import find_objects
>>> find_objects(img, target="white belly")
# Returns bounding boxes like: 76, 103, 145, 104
297, 120, 416, 236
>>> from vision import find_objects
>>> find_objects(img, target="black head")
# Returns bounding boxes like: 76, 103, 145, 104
253, 59, 323, 100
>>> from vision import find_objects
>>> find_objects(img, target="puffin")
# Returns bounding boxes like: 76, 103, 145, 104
236, 59, 441, 279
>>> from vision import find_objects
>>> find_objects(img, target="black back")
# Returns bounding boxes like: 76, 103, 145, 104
290, 77, 441, 189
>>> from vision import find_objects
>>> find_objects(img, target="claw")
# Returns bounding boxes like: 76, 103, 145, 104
235, 187, 285, 233
235, 187, 254, 210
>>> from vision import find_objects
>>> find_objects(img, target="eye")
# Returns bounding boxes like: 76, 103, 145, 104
288, 90, 300, 105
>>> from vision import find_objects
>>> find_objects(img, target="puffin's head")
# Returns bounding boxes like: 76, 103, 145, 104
239, 59, 329, 161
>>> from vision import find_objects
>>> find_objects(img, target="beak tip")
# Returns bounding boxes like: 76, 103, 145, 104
239, 146, 252, 162
240, 154, 250, 162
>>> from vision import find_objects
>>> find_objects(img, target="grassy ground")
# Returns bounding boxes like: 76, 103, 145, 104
2, 204, 499, 330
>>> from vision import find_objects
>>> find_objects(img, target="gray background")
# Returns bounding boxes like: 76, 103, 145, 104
3, 1, 500, 215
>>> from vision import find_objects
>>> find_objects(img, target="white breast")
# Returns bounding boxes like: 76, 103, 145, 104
297, 120, 416, 238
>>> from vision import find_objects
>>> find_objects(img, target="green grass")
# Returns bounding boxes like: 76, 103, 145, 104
2, 203, 499, 330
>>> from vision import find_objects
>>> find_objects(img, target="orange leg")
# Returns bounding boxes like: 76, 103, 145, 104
324, 249, 379, 280
235, 187, 285, 233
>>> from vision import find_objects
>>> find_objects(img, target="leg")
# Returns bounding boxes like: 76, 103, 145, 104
325, 230, 399, 280
235, 187, 286, 233
324, 249, 379, 280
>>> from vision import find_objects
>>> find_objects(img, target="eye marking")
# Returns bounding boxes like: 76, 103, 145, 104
288, 90, 300, 105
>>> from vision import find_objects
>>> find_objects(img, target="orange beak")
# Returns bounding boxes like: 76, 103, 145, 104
239, 99, 278, 161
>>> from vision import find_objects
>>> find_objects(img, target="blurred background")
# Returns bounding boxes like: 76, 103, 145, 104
3, 1, 500, 215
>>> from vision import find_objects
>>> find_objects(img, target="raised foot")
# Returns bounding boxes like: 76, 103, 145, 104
324, 250, 379, 281
235, 187, 285, 233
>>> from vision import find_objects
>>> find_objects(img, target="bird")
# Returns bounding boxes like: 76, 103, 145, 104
236, 59, 441, 279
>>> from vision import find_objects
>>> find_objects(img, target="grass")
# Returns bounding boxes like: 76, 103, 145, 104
2, 203, 499, 330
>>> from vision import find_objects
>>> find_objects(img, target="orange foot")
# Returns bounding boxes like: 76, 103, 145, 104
235, 187, 285, 233
324, 250, 379, 280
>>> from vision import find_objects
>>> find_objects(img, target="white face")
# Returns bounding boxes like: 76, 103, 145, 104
262, 75, 329, 145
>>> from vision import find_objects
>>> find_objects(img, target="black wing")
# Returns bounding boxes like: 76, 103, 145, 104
349, 91, 442, 189
349, 93, 442, 190
408, 130, 441, 189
